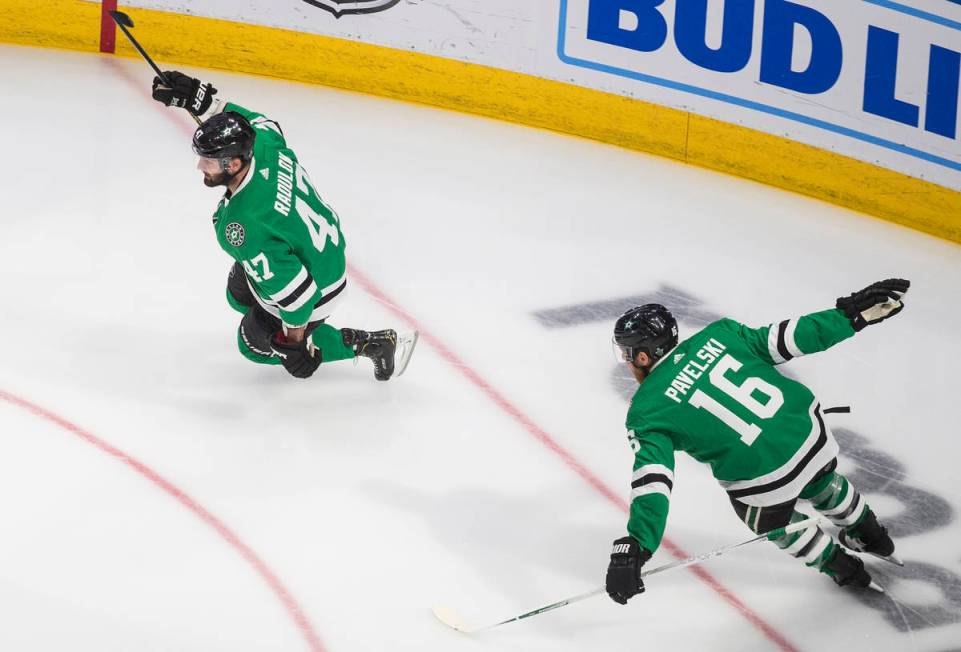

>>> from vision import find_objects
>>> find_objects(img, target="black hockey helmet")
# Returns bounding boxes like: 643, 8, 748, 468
192, 111, 255, 170
613, 304, 679, 366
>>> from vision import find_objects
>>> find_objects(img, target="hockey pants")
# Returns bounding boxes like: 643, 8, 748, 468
226, 262, 354, 365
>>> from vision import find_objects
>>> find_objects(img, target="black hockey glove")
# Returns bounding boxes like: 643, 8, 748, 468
836, 278, 910, 332
151, 71, 217, 117
605, 536, 652, 605
271, 335, 322, 379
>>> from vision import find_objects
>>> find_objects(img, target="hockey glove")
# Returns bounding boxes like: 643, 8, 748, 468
606, 536, 652, 604
836, 278, 910, 331
271, 335, 322, 379
151, 71, 217, 117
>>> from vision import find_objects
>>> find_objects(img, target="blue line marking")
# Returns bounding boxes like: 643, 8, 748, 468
861, 0, 961, 31
556, 0, 961, 174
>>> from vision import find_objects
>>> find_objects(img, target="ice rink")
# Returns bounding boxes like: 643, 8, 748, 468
2, 43, 961, 651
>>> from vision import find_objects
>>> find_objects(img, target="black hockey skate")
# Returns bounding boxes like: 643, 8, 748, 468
839, 510, 903, 566
342, 328, 396, 380
342, 328, 419, 381
823, 547, 883, 593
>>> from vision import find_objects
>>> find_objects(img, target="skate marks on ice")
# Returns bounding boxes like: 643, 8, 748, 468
857, 561, 961, 632
533, 286, 961, 638
533, 285, 723, 331
833, 429, 953, 538
833, 429, 961, 634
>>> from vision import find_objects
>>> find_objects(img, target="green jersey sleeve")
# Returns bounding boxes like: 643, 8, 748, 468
224, 102, 288, 152
728, 309, 856, 365
625, 429, 676, 553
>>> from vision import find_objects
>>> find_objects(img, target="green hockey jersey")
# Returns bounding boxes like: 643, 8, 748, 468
211, 103, 347, 328
625, 309, 856, 553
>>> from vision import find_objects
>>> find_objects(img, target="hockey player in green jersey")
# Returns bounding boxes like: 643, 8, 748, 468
150, 71, 417, 380
604, 279, 910, 603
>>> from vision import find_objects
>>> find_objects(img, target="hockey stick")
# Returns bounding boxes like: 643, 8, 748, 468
432, 516, 820, 634
108, 10, 202, 126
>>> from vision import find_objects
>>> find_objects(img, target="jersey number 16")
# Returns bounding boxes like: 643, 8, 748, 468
688, 354, 784, 445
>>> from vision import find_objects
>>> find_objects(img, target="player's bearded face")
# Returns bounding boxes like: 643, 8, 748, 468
621, 349, 651, 383
628, 359, 649, 383
197, 156, 229, 187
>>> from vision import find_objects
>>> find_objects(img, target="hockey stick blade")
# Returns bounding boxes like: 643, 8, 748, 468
107, 10, 203, 126
108, 10, 134, 28
108, 10, 167, 82
431, 605, 477, 634
392, 331, 419, 379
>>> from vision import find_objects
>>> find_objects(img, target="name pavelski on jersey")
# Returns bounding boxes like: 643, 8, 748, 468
301, 0, 400, 18
664, 338, 727, 404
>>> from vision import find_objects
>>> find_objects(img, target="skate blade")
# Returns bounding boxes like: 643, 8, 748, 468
869, 552, 904, 567
392, 331, 419, 379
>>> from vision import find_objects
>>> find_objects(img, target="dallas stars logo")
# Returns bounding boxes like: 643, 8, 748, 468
225, 222, 245, 247
301, 0, 400, 18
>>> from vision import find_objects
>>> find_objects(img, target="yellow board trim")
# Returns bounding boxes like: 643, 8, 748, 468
3, 0, 959, 243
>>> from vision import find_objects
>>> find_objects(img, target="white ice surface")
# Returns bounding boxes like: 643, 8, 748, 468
1, 44, 960, 651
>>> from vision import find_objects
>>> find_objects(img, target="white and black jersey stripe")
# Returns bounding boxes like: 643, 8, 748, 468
271, 266, 318, 312
631, 464, 674, 501
248, 271, 348, 325
767, 318, 803, 364
719, 401, 840, 507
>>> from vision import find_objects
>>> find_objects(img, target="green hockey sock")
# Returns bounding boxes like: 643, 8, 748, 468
801, 470, 868, 529
770, 511, 837, 573
311, 324, 356, 362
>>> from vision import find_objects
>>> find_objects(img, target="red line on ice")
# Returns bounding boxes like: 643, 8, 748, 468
348, 265, 801, 652
0, 390, 326, 652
